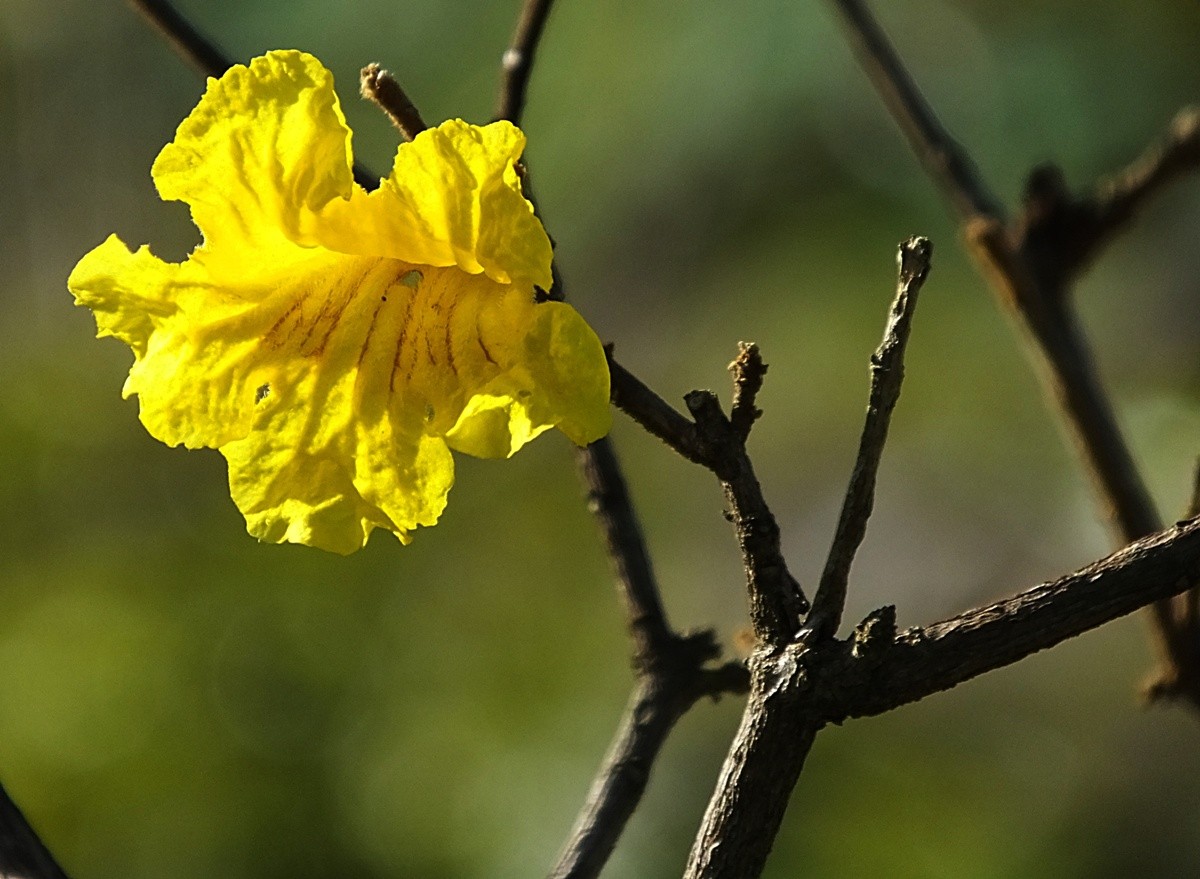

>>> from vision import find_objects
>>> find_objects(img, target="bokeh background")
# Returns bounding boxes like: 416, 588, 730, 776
3, 1, 1200, 876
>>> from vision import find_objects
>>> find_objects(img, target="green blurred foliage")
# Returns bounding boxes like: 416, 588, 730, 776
2, 1, 1200, 877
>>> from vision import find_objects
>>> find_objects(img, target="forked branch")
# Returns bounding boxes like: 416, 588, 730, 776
487, 4, 754, 877
828, 0, 1200, 709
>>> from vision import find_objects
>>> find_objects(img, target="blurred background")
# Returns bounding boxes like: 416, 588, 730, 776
3, 1, 1200, 876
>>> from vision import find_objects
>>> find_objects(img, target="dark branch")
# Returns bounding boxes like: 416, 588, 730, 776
129, 0, 378, 190
361, 64, 428, 142
686, 386, 808, 646
556, 377, 749, 879
0, 781, 71, 879
818, 516, 1200, 721
549, 655, 747, 879
682, 663, 822, 879
827, 0, 1004, 221
575, 438, 676, 662
684, 514, 1200, 879
1017, 107, 1200, 297
494, 0, 558, 123
728, 343, 767, 443
128, 0, 228, 79
682, 240, 929, 877
609, 356, 709, 466
486, 0, 752, 861
1141, 458, 1200, 704
807, 237, 931, 638
830, 0, 1200, 710
1079, 106, 1200, 273
1181, 461, 1200, 634
964, 221, 1162, 544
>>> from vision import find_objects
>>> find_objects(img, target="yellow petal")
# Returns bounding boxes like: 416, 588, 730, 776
319, 120, 553, 289
152, 50, 355, 275
520, 301, 613, 447
446, 302, 612, 458
222, 371, 454, 555
69, 50, 609, 553
68, 234, 181, 358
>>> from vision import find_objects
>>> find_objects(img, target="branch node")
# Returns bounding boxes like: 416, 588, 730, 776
850, 605, 897, 660
494, 0, 557, 123
684, 389, 727, 428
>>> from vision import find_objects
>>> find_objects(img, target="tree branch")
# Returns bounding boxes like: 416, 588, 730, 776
575, 438, 674, 660
728, 343, 767, 443
964, 218, 1161, 541
682, 658, 822, 879
683, 506, 1200, 879
828, 0, 1200, 709
817, 515, 1200, 721
682, 239, 928, 879
548, 637, 747, 879
0, 781, 71, 879
494, 0, 558, 124
128, 0, 378, 190
1017, 107, 1200, 293
686, 382, 809, 647
826, 0, 1004, 221
487, 6, 752, 874
608, 357, 708, 466
128, 0, 228, 80
548, 316, 751, 879
360, 63, 428, 141
551, 333, 752, 879
807, 237, 931, 639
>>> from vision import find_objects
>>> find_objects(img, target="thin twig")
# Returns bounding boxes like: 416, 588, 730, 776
495, 0, 558, 123
828, 0, 1200, 710
686, 385, 808, 647
609, 356, 709, 466
728, 343, 767, 443
0, 781, 72, 879
964, 219, 1161, 542
129, 0, 378, 190
489, 4, 751, 872
361, 64, 428, 142
553, 381, 749, 879
575, 438, 678, 662
807, 237, 931, 639
827, 0, 1004, 221
549, 652, 747, 879
128, 0, 228, 79
682, 240, 931, 876
1076, 107, 1200, 276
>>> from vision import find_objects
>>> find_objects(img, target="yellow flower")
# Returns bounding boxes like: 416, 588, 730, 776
68, 50, 611, 554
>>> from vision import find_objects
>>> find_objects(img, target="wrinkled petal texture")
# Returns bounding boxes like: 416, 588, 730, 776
68, 50, 610, 553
